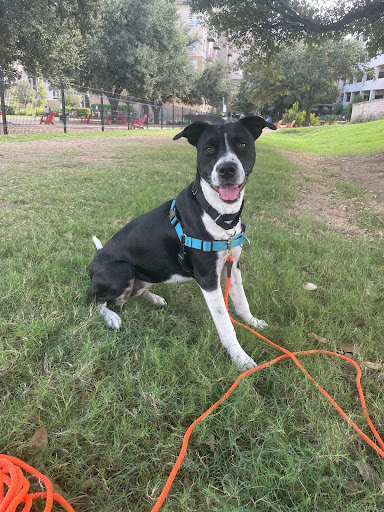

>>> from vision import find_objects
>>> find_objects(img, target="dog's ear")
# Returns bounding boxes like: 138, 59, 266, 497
173, 121, 211, 146
238, 115, 277, 140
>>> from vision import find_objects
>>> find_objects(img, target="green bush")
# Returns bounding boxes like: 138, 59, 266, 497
320, 114, 338, 124
345, 94, 364, 120
90, 104, 135, 116
72, 108, 91, 118
309, 112, 319, 126
5, 105, 15, 115
282, 102, 319, 126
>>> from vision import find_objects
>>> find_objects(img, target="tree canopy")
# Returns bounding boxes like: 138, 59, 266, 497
80, 0, 195, 105
0, 0, 99, 79
241, 38, 368, 125
188, 0, 384, 60
192, 60, 234, 111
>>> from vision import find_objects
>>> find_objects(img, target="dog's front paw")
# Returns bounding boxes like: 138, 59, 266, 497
248, 317, 268, 330
100, 304, 122, 330
143, 291, 168, 308
237, 355, 258, 372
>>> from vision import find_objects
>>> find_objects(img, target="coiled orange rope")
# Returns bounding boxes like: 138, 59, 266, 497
0, 454, 75, 512
150, 256, 384, 511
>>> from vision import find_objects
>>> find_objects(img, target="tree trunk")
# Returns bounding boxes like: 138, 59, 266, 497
108, 87, 122, 124
304, 89, 314, 126
151, 104, 162, 125
304, 106, 311, 126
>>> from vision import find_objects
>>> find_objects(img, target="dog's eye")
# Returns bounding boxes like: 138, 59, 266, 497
205, 146, 214, 153
239, 142, 247, 149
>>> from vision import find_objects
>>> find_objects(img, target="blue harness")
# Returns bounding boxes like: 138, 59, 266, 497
169, 199, 247, 253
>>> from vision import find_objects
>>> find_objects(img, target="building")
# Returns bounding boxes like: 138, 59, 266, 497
340, 53, 384, 105
175, 0, 242, 83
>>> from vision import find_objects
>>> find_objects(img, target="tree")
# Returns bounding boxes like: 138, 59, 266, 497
242, 39, 368, 125
63, 88, 82, 109
0, 0, 100, 80
10, 80, 35, 108
192, 60, 234, 113
188, 0, 384, 60
32, 79, 48, 108
80, 0, 195, 121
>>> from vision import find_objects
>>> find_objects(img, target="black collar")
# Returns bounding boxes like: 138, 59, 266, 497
191, 175, 244, 230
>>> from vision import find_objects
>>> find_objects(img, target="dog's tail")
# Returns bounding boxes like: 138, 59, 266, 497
92, 236, 103, 252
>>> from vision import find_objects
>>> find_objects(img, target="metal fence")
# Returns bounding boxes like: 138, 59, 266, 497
0, 72, 224, 135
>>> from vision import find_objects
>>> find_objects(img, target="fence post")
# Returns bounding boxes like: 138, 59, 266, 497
160, 104, 163, 129
181, 106, 184, 126
0, 68, 8, 135
172, 104, 175, 126
60, 80, 67, 134
127, 101, 130, 129
100, 89, 104, 131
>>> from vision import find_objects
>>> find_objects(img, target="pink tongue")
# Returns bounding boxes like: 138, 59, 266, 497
219, 184, 239, 201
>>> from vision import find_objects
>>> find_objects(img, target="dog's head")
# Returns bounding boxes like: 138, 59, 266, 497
173, 116, 276, 203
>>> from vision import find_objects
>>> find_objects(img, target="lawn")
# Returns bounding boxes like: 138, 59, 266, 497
1, 131, 384, 511
261, 119, 384, 156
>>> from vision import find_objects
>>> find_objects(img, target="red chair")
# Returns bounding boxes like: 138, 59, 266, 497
80, 114, 92, 124
285, 120, 296, 128
274, 119, 283, 129
40, 111, 56, 125
131, 114, 147, 129
118, 116, 127, 125
104, 114, 112, 125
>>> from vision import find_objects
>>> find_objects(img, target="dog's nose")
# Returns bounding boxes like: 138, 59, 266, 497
217, 163, 237, 178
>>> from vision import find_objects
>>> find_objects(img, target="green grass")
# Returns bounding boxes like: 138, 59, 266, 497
1, 134, 384, 511
0, 127, 179, 144
260, 119, 384, 156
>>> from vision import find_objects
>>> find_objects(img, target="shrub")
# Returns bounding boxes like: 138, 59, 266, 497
73, 108, 90, 118
320, 114, 338, 124
334, 103, 344, 115
282, 102, 318, 126
90, 104, 135, 116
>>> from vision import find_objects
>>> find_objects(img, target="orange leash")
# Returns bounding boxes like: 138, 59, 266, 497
0, 454, 75, 512
150, 256, 384, 511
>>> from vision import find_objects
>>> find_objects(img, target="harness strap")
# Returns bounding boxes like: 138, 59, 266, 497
191, 178, 244, 230
170, 199, 247, 253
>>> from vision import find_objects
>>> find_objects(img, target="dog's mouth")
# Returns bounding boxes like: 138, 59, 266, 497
211, 181, 246, 202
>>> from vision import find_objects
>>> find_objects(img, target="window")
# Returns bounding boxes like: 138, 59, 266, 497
188, 41, 199, 51
29, 77, 37, 90
188, 15, 199, 27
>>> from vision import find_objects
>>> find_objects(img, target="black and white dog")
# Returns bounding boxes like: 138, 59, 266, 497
90, 116, 276, 370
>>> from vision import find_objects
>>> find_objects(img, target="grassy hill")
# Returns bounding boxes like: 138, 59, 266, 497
259, 119, 384, 156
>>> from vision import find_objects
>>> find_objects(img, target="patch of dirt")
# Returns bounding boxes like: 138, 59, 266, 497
325, 153, 384, 202
278, 150, 384, 239
0, 133, 178, 170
